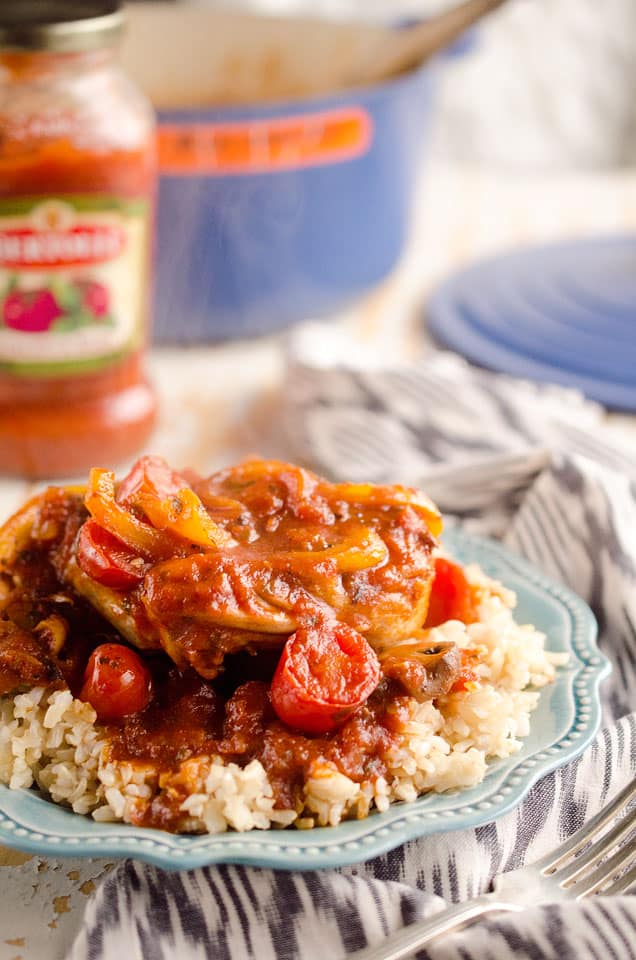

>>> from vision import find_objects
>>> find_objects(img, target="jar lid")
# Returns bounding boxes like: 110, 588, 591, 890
0, 1, 124, 53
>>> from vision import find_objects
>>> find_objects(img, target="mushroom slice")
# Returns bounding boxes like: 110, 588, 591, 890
378, 639, 461, 701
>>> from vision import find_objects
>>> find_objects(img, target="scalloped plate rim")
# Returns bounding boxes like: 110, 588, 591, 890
0, 529, 610, 871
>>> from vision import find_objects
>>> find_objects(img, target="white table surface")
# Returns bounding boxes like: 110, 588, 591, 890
2, 160, 636, 959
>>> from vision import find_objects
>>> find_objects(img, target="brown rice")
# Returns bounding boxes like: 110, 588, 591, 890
0, 565, 567, 832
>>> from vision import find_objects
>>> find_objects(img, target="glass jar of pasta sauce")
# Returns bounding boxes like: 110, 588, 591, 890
0, 1, 157, 479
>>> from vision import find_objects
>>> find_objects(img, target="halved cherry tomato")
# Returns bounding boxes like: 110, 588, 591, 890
80, 643, 152, 722
270, 623, 381, 735
424, 557, 478, 628
77, 518, 147, 590
116, 455, 187, 506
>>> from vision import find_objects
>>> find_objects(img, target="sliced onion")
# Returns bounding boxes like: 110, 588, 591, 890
272, 527, 388, 573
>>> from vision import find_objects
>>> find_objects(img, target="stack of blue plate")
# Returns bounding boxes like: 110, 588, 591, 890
426, 236, 636, 411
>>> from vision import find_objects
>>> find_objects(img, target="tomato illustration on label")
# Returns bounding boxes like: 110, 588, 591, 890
76, 279, 110, 318
1, 274, 113, 334
2, 287, 62, 332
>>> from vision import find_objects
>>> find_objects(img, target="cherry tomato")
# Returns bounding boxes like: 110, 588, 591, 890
116, 455, 187, 506
270, 623, 381, 735
77, 519, 147, 589
425, 557, 478, 628
80, 643, 152, 722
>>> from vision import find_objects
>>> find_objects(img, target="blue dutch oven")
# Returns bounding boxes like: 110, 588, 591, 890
153, 63, 435, 342
154, 68, 432, 343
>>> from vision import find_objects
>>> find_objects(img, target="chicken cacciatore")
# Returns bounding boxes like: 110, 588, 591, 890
0, 456, 481, 825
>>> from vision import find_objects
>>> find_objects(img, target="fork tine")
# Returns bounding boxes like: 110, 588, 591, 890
570, 837, 636, 898
553, 802, 636, 886
536, 779, 636, 873
601, 861, 636, 897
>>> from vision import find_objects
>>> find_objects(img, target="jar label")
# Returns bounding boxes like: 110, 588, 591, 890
0, 197, 149, 376
157, 108, 373, 176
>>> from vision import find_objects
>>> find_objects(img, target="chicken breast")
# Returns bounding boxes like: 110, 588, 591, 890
134, 459, 441, 677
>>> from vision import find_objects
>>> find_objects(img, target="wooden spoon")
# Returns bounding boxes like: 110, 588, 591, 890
343, 0, 509, 87
122, 0, 509, 107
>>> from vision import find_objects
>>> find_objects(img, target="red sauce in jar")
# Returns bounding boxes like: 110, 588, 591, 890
0, 8, 157, 479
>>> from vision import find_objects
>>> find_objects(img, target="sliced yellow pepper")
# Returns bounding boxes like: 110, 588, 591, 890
136, 487, 236, 549
84, 469, 172, 560
331, 482, 443, 537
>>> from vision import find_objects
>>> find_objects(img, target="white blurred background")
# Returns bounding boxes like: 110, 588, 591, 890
181, 0, 636, 169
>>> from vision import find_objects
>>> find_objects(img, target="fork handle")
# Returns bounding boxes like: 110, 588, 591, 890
348, 894, 520, 960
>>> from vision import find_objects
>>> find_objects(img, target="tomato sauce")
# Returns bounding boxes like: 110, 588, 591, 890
109, 663, 403, 829
0, 14, 157, 479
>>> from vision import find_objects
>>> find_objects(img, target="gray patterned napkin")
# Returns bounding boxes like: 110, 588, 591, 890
71, 332, 636, 960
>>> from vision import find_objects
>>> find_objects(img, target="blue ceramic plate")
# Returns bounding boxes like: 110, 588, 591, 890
0, 529, 609, 871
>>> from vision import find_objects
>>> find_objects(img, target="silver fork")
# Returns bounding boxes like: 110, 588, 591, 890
350, 778, 636, 960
